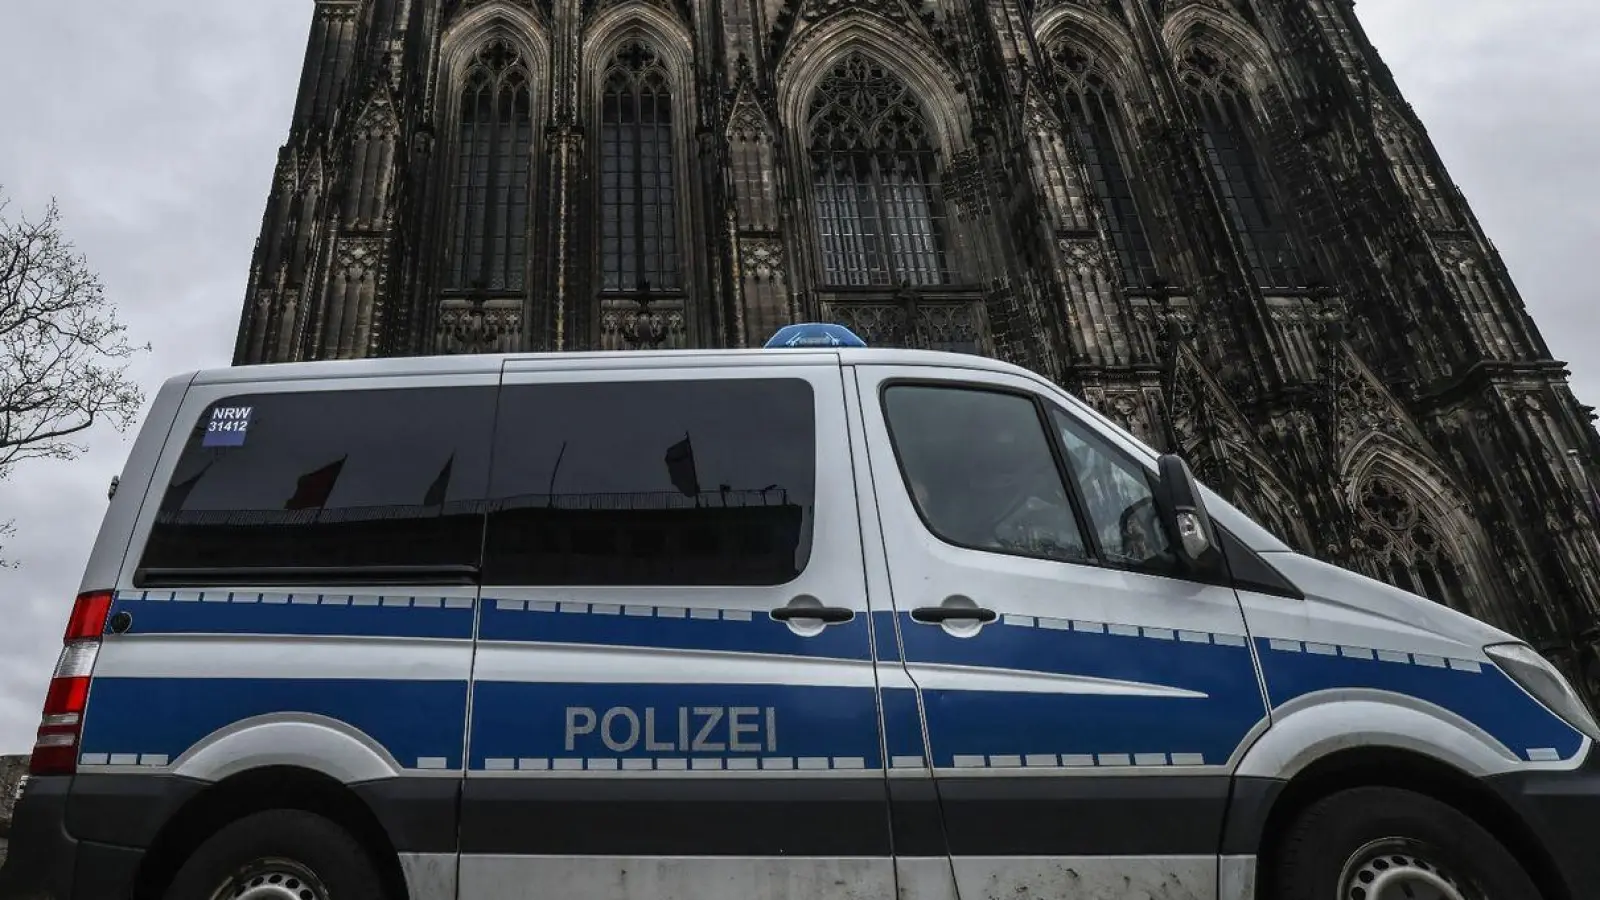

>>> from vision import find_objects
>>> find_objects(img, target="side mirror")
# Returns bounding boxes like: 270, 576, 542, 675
1154, 454, 1222, 572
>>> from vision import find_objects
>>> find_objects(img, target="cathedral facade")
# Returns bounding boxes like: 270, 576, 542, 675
234, 0, 1600, 696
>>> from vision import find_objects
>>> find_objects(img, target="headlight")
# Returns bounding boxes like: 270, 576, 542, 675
1484, 642, 1600, 744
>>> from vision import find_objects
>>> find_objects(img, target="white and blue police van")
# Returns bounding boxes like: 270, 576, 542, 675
2, 323, 1597, 900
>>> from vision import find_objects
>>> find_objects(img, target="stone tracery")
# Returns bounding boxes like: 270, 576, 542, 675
1351, 472, 1472, 611
805, 52, 948, 288
444, 38, 536, 294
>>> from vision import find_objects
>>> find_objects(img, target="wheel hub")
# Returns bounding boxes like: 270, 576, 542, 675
1339, 838, 1474, 900
209, 858, 329, 900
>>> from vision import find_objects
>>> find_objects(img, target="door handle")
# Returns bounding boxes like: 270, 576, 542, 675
910, 606, 998, 624
771, 605, 855, 624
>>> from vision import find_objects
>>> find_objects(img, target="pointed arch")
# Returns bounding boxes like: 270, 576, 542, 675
433, 6, 550, 301
775, 16, 969, 159
581, 5, 699, 348
801, 50, 950, 288
582, 7, 695, 295
1342, 434, 1501, 621
1173, 37, 1308, 290
1161, 6, 1276, 100
1036, 19, 1158, 288
1033, 3, 1146, 106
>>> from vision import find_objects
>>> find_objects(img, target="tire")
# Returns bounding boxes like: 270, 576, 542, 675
163, 809, 388, 900
1267, 786, 1543, 900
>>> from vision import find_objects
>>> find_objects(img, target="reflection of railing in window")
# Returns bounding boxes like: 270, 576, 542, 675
146, 489, 809, 585
487, 489, 807, 585
152, 489, 796, 525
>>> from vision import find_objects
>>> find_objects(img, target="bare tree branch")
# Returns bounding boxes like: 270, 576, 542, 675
0, 186, 148, 565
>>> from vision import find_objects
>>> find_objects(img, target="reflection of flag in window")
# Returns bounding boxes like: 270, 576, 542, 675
423, 453, 455, 506
284, 456, 347, 510
665, 433, 700, 498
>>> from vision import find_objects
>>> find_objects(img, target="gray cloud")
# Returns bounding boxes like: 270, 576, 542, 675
0, 1, 312, 752
0, 1, 1594, 754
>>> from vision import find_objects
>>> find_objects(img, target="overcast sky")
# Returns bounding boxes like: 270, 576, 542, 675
0, 2, 1596, 754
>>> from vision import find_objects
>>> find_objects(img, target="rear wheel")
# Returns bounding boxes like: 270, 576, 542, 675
1268, 786, 1543, 900
163, 809, 387, 900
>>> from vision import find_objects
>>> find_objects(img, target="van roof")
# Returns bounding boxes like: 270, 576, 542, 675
187, 347, 1049, 386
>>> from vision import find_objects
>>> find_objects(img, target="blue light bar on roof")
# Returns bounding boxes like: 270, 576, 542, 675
765, 322, 868, 349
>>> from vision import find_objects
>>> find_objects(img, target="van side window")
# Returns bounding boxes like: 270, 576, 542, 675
139, 386, 498, 573
483, 378, 816, 586
1048, 408, 1180, 575
883, 384, 1090, 564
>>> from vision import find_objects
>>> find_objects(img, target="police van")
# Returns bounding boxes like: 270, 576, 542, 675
1, 323, 1596, 900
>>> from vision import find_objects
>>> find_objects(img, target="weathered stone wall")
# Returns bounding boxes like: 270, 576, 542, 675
0, 754, 27, 866
0, 755, 28, 829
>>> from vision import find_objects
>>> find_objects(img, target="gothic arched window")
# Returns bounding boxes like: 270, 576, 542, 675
1050, 44, 1156, 288
600, 40, 680, 293
1181, 51, 1306, 290
807, 53, 948, 288
1355, 475, 1471, 610
446, 39, 534, 293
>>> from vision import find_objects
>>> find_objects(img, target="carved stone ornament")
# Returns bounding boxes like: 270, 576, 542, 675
446, 0, 540, 23
353, 86, 400, 140
335, 235, 386, 280
1057, 236, 1110, 278
822, 298, 984, 353
273, 152, 299, 191
725, 83, 772, 142
1104, 392, 1155, 443
943, 149, 992, 220
600, 297, 687, 351
740, 235, 785, 282
1021, 81, 1063, 136
1433, 237, 1480, 274
1165, 0, 1238, 14
797, 0, 914, 25
1042, 0, 1118, 17
1331, 350, 1405, 450
437, 301, 521, 355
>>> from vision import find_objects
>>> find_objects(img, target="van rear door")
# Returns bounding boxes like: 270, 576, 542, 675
82, 369, 499, 879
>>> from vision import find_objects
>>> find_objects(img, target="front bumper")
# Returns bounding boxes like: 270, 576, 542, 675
1486, 750, 1600, 898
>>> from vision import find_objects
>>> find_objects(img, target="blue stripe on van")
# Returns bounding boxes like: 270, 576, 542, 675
891, 612, 1268, 769
477, 599, 874, 661
468, 682, 883, 771
918, 687, 1256, 768
79, 676, 468, 770
895, 612, 1262, 697
1255, 638, 1586, 762
880, 686, 931, 768
108, 591, 475, 640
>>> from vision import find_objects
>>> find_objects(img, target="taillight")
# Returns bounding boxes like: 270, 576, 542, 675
31, 590, 112, 776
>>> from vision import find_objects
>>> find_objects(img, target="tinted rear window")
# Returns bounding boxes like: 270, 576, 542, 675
483, 377, 816, 586
139, 386, 497, 575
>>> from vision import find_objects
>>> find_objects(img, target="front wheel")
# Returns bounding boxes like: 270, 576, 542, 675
163, 809, 388, 900
1267, 786, 1544, 900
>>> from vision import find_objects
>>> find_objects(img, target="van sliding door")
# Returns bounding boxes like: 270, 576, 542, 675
458, 356, 894, 900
